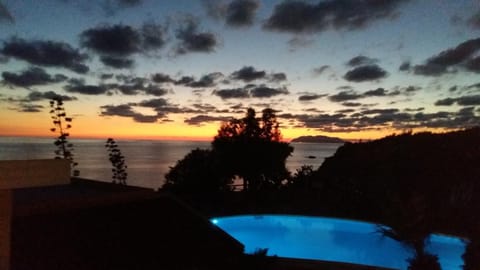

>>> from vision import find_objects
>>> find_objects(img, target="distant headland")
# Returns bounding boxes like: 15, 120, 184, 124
290, 135, 345, 143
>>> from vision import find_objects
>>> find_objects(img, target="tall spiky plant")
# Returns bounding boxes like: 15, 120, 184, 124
105, 138, 128, 185
49, 98, 79, 176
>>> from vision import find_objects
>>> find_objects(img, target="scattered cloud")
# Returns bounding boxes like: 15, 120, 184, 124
344, 64, 388, 82
399, 61, 411, 71
64, 79, 109, 95
100, 56, 134, 69
413, 37, 480, 76
80, 23, 166, 68
230, 66, 266, 82
250, 85, 288, 98
298, 93, 326, 101
213, 88, 250, 99
225, 0, 259, 27
0, 2, 14, 24
15, 103, 44, 113
263, 0, 409, 33
2, 67, 67, 88
468, 11, 480, 29
26, 91, 77, 102
312, 65, 330, 76
184, 114, 231, 125
175, 15, 218, 54
435, 95, 480, 106
151, 73, 175, 83
347, 55, 378, 67
1, 38, 89, 73
202, 0, 259, 27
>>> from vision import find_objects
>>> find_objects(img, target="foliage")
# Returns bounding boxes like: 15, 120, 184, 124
463, 237, 480, 270
407, 251, 441, 270
49, 98, 79, 176
163, 148, 232, 194
212, 108, 293, 191
105, 138, 128, 185
164, 108, 293, 193
286, 165, 314, 188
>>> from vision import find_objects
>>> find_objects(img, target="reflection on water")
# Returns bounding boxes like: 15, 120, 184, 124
212, 215, 465, 270
0, 137, 342, 189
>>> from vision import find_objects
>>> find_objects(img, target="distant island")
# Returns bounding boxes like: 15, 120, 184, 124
290, 135, 345, 143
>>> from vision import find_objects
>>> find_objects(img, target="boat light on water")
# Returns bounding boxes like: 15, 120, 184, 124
211, 215, 466, 270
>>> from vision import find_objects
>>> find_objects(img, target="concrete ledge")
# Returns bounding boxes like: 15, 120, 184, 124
0, 159, 70, 189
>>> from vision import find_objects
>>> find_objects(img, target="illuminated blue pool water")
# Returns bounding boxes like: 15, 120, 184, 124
211, 215, 466, 270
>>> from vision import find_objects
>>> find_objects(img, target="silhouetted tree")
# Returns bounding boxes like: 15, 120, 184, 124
163, 148, 232, 194
286, 165, 314, 189
212, 108, 293, 192
105, 138, 128, 185
49, 98, 79, 176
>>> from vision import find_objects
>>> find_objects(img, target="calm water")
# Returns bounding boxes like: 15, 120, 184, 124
0, 137, 341, 189
212, 215, 466, 270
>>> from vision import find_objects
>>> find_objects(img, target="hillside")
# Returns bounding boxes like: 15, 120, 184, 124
290, 135, 344, 143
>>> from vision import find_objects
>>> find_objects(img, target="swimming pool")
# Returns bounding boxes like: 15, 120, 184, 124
211, 215, 466, 270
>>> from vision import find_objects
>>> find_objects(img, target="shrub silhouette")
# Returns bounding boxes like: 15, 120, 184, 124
105, 138, 128, 185
164, 108, 293, 193
49, 98, 79, 176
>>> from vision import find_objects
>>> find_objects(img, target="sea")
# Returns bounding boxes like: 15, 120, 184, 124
0, 137, 342, 190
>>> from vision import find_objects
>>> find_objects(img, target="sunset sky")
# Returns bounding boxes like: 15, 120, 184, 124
0, 0, 479, 141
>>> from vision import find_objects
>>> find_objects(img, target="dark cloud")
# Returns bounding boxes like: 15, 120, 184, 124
1, 38, 89, 73
413, 37, 480, 76
342, 102, 363, 107
2, 67, 67, 88
269, 72, 287, 82
364, 88, 387, 97
202, 0, 227, 21
344, 64, 388, 82
184, 115, 231, 125
100, 104, 162, 123
329, 90, 362, 102
298, 94, 326, 101
64, 79, 109, 95
144, 85, 169, 96
465, 56, 480, 73
100, 73, 114, 80
16, 103, 44, 113
0, 2, 14, 24
281, 107, 479, 133
202, 0, 259, 28
213, 88, 250, 99
347, 55, 378, 67
175, 16, 218, 54
151, 73, 175, 83
80, 23, 166, 67
174, 76, 195, 85
136, 98, 169, 108
225, 0, 259, 27
186, 72, 223, 88
250, 86, 288, 98
468, 12, 480, 29
26, 91, 77, 102
263, 0, 409, 33
230, 66, 266, 82
312, 65, 330, 76
434, 98, 455, 106
107, 75, 169, 96
100, 56, 134, 69
399, 61, 411, 71
435, 95, 480, 106
81, 23, 163, 56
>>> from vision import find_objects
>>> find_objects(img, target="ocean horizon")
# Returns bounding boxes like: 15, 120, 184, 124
0, 136, 342, 189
